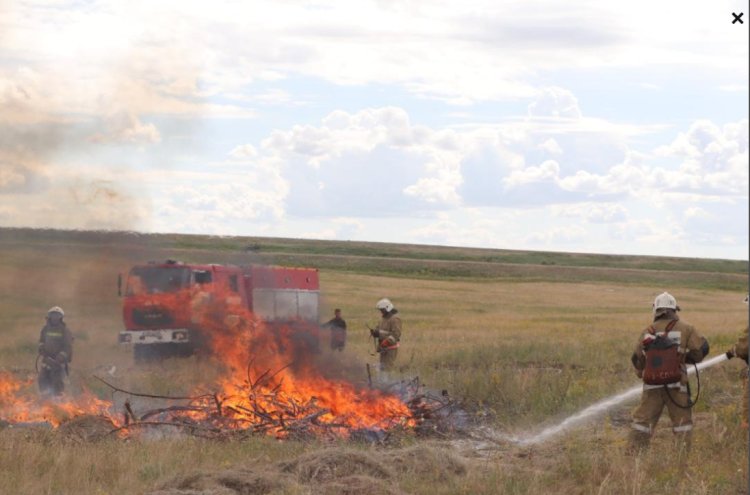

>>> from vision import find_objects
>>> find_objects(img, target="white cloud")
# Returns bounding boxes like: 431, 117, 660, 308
89, 112, 161, 145
251, 107, 465, 215
552, 203, 629, 224
683, 206, 710, 220
2, 0, 744, 120
611, 219, 685, 245
504, 160, 561, 188
404, 175, 461, 205
229, 144, 258, 159
527, 87, 582, 119
539, 138, 563, 155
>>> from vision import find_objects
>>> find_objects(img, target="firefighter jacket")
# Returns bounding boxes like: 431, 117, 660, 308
326, 316, 347, 349
39, 322, 73, 363
631, 316, 707, 391
375, 310, 401, 350
326, 316, 347, 331
729, 328, 749, 362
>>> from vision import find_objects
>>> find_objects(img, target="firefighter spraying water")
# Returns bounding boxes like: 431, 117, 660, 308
627, 291, 709, 454
504, 352, 730, 447
473, 292, 744, 450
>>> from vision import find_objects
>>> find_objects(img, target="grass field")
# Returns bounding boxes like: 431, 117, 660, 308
0, 228, 747, 494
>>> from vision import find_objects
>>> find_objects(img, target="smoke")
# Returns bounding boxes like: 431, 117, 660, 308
0, 94, 152, 231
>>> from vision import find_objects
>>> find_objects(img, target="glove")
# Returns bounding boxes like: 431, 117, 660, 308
726, 349, 735, 359
56, 352, 67, 364
370, 328, 379, 338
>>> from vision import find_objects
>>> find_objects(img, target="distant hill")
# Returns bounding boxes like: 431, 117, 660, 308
0, 227, 746, 290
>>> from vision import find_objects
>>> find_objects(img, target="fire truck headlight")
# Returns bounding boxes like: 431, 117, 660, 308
172, 331, 188, 341
121, 333, 132, 343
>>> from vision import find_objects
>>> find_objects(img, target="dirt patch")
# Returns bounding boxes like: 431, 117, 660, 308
278, 447, 393, 483
57, 414, 116, 442
150, 468, 297, 495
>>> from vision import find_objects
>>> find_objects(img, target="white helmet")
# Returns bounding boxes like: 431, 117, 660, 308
47, 306, 64, 316
376, 298, 394, 312
653, 292, 678, 313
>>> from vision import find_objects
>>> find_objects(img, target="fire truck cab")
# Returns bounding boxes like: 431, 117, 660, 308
118, 260, 320, 361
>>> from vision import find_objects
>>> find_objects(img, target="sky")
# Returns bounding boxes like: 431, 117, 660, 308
0, 0, 748, 260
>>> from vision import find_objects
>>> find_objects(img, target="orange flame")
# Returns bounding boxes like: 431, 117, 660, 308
178, 285, 414, 435
0, 372, 116, 427
1, 284, 414, 437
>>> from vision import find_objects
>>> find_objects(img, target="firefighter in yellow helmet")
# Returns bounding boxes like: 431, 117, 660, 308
627, 292, 709, 454
370, 298, 401, 373
38, 306, 74, 396
724, 294, 749, 428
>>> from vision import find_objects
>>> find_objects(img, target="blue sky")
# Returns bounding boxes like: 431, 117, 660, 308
0, 0, 747, 259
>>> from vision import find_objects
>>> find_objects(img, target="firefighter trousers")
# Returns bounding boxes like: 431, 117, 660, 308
629, 386, 692, 453
38, 366, 65, 396
379, 348, 398, 372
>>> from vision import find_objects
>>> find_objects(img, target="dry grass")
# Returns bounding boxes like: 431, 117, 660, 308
0, 230, 747, 494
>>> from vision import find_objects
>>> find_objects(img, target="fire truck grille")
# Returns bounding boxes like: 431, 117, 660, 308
132, 307, 174, 327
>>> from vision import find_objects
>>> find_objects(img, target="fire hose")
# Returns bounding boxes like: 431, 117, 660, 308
664, 361, 701, 410
514, 353, 730, 446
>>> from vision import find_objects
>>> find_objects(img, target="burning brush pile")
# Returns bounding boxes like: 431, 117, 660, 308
0, 289, 464, 441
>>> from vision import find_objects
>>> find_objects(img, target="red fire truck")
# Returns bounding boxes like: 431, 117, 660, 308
118, 260, 320, 361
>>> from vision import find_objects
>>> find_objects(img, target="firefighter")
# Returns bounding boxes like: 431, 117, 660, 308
724, 294, 749, 428
325, 308, 347, 351
627, 292, 709, 455
371, 298, 401, 372
37, 306, 74, 397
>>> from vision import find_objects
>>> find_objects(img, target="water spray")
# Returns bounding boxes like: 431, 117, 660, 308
505, 353, 729, 446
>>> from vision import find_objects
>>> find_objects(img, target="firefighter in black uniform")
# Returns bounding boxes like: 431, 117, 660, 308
326, 308, 347, 351
38, 306, 74, 396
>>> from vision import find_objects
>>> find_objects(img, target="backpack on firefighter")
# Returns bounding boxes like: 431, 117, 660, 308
642, 320, 681, 385
642, 320, 700, 408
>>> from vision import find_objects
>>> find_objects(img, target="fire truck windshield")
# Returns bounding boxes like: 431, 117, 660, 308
126, 266, 191, 295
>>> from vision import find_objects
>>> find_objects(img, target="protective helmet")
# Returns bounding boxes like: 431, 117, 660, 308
47, 306, 64, 316
376, 298, 394, 312
653, 292, 679, 313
